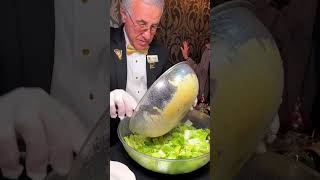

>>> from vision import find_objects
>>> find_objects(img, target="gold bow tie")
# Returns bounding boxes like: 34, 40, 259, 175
126, 44, 149, 55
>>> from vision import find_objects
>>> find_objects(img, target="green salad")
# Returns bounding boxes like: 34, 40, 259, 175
124, 122, 210, 159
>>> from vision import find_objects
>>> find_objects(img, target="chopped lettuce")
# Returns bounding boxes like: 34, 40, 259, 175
124, 123, 210, 159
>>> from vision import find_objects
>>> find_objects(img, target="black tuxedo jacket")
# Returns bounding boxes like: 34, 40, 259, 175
110, 26, 171, 91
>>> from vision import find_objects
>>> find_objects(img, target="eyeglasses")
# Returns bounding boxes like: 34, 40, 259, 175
124, 8, 160, 34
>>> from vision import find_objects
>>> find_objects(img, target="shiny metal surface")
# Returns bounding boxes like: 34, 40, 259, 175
119, 110, 210, 174
129, 62, 199, 137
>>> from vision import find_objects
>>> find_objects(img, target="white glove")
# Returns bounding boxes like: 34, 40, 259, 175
110, 161, 135, 180
110, 90, 137, 119
0, 88, 88, 180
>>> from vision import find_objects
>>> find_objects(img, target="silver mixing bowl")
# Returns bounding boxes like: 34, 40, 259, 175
129, 61, 199, 137
119, 110, 210, 174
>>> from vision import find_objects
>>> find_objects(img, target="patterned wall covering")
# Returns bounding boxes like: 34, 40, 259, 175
110, 0, 210, 64
110, 0, 121, 28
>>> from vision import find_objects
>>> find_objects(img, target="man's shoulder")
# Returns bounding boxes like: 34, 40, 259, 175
150, 39, 168, 54
110, 26, 121, 34
110, 26, 123, 42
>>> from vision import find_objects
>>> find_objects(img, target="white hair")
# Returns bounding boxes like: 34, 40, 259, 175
121, 0, 164, 12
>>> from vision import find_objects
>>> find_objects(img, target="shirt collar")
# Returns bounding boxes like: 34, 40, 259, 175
123, 27, 130, 49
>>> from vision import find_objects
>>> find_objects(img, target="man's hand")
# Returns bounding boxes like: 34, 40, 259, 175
110, 161, 135, 180
180, 41, 190, 60
110, 90, 137, 119
0, 88, 88, 180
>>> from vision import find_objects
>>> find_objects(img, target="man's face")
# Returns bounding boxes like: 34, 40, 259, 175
120, 0, 163, 50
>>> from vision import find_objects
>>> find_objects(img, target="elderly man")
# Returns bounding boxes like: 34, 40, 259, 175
110, 0, 172, 145
109, 1, 172, 179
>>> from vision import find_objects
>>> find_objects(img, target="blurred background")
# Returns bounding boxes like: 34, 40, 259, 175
213, 0, 320, 178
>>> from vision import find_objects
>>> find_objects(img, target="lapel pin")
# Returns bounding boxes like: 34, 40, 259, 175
114, 49, 122, 61
149, 63, 155, 69
147, 55, 159, 63
147, 55, 158, 69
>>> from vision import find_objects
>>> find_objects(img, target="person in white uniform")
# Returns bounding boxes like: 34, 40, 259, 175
0, 0, 133, 179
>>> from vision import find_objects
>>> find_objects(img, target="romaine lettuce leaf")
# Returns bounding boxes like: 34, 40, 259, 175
124, 123, 210, 159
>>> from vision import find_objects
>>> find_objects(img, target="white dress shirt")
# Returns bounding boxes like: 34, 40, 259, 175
124, 29, 148, 103
50, 0, 108, 129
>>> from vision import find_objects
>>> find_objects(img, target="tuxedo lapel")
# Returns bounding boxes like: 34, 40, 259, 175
111, 26, 127, 90
111, 26, 170, 90
146, 41, 165, 88
146, 46, 156, 88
